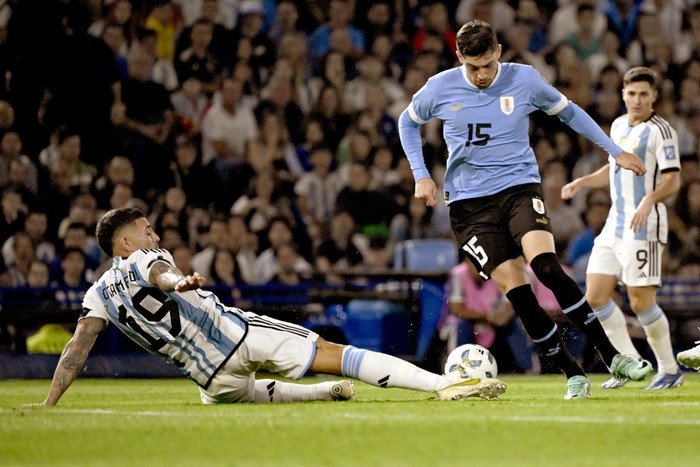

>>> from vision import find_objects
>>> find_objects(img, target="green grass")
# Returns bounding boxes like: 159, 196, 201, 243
1, 373, 699, 467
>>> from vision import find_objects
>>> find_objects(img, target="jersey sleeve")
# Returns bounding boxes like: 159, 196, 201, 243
79, 285, 109, 322
652, 124, 681, 172
527, 67, 569, 115
122, 249, 177, 288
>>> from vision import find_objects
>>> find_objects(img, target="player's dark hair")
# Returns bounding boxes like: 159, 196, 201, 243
96, 207, 145, 257
456, 20, 497, 57
623, 67, 658, 89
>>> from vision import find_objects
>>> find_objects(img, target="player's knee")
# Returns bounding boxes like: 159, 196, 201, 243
530, 252, 566, 287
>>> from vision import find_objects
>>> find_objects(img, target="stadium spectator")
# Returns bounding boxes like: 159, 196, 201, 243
174, 19, 222, 97
563, 3, 602, 61
92, 155, 136, 211
201, 77, 257, 211
101, 21, 129, 80
604, 0, 644, 49
5, 231, 35, 286
254, 216, 312, 285
266, 242, 312, 286
164, 135, 210, 209
248, 111, 304, 186
314, 210, 365, 282
335, 163, 399, 239
206, 247, 246, 287
191, 215, 228, 276
51, 247, 89, 310
129, 28, 179, 92
232, 1, 276, 83
88, 0, 138, 47
308, 0, 364, 63
308, 84, 350, 154
174, 0, 233, 63
144, 0, 181, 62
294, 144, 337, 226
2, 209, 55, 266
0, 131, 38, 196
0, 187, 28, 245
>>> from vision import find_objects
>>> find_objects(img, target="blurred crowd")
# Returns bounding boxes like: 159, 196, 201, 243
1, 0, 699, 302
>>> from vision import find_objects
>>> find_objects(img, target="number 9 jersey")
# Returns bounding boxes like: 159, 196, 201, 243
80, 248, 249, 389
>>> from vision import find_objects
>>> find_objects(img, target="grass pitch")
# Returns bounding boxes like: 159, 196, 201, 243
1, 373, 698, 467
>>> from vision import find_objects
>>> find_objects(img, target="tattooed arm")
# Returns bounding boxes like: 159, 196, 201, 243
43, 317, 106, 406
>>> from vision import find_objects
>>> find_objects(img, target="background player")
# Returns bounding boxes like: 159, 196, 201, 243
562, 67, 683, 390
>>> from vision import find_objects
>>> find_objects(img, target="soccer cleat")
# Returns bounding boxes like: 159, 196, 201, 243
610, 354, 653, 381
677, 342, 700, 370
600, 376, 629, 389
436, 377, 507, 401
644, 371, 684, 390
330, 380, 356, 401
564, 375, 592, 399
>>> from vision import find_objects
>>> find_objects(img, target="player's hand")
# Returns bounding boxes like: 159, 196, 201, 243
415, 177, 437, 207
175, 272, 206, 292
630, 196, 653, 232
615, 151, 646, 176
560, 179, 580, 200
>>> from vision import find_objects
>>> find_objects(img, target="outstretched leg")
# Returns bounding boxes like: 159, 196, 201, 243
252, 379, 355, 402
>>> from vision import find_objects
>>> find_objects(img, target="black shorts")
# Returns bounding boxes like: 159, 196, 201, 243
449, 183, 552, 278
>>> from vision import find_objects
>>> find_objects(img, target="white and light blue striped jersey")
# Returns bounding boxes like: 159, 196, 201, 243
603, 113, 680, 242
401, 62, 622, 202
81, 248, 249, 388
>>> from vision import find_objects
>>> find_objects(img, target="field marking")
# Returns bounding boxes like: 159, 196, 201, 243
3, 408, 700, 426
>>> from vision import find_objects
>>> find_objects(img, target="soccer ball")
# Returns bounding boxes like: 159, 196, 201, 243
444, 344, 498, 379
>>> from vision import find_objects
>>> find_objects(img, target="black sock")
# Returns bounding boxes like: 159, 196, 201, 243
530, 253, 619, 367
506, 285, 585, 378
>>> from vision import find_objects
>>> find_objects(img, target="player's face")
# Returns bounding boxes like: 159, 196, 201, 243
458, 45, 502, 89
622, 81, 657, 125
122, 217, 160, 253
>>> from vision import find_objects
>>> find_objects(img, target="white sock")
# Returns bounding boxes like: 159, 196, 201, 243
341, 346, 452, 392
594, 300, 640, 358
638, 304, 679, 375
253, 379, 336, 403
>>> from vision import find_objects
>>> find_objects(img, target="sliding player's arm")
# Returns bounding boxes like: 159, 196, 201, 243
149, 260, 205, 293
43, 316, 106, 406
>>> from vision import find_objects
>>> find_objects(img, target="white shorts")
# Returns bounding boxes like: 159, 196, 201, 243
586, 234, 664, 287
199, 312, 319, 404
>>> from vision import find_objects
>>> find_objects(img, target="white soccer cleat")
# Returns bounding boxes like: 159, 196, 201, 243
600, 376, 629, 389
677, 342, 700, 370
330, 380, 356, 401
436, 377, 506, 401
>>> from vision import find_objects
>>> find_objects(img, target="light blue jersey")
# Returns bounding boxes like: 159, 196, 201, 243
399, 62, 623, 203
81, 249, 248, 388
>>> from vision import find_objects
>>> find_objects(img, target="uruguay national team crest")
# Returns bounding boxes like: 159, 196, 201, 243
532, 197, 545, 214
500, 96, 514, 115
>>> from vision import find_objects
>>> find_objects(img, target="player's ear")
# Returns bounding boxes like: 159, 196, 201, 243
456, 49, 464, 64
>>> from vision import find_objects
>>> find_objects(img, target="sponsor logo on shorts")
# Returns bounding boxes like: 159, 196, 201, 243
532, 198, 545, 214
536, 217, 549, 225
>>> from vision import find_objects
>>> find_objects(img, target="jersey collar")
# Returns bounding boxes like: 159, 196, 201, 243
461, 62, 503, 89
